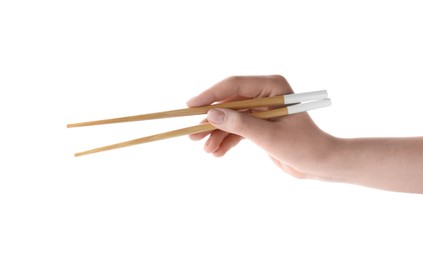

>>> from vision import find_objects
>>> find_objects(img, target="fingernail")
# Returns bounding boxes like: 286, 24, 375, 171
207, 109, 225, 124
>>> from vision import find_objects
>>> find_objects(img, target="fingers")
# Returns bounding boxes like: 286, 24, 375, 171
189, 131, 211, 141
206, 108, 277, 153
189, 118, 212, 140
212, 134, 242, 157
186, 75, 292, 107
187, 75, 295, 158
190, 127, 243, 155
204, 130, 231, 153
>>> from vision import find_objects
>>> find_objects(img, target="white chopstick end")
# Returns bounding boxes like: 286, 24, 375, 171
287, 98, 331, 115
284, 90, 328, 105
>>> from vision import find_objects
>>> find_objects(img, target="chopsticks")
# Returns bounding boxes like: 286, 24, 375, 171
68, 90, 331, 156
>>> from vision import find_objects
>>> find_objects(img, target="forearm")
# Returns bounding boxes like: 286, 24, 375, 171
321, 137, 423, 193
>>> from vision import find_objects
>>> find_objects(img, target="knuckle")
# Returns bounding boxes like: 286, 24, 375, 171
225, 75, 242, 85
271, 74, 287, 84
270, 74, 293, 93
271, 74, 286, 80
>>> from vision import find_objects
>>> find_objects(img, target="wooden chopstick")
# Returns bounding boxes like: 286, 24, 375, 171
67, 90, 328, 128
67, 95, 286, 128
74, 107, 289, 156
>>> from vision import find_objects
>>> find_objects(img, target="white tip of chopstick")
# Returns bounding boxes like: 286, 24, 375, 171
287, 98, 331, 115
284, 90, 328, 105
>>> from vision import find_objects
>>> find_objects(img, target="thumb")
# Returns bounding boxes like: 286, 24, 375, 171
207, 108, 276, 149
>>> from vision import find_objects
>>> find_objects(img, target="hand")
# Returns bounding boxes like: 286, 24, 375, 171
187, 75, 336, 180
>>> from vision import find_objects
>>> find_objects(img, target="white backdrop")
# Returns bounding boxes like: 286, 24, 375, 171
1, 1, 422, 259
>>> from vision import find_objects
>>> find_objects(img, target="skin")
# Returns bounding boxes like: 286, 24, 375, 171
187, 75, 423, 194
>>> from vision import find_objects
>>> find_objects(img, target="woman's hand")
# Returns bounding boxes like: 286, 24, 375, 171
187, 75, 335, 180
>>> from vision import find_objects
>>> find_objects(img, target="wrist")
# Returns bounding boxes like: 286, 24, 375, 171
310, 134, 349, 182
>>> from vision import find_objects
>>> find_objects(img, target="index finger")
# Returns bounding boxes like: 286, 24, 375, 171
186, 75, 293, 107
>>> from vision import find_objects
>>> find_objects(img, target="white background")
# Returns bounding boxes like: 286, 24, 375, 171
1, 0, 423, 259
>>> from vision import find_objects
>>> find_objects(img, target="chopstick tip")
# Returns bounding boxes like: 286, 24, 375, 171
67, 123, 83, 128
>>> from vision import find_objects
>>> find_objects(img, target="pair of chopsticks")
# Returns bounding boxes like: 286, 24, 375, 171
68, 90, 331, 156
